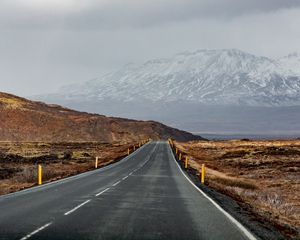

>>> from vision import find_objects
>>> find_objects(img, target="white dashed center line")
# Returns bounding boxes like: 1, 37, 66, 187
112, 180, 121, 186
64, 199, 91, 216
95, 188, 110, 197
18, 144, 155, 240
20, 222, 52, 240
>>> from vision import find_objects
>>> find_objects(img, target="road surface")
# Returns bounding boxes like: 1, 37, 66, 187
0, 141, 256, 240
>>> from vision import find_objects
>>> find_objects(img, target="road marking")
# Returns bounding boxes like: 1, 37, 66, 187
95, 188, 110, 197
168, 144, 257, 240
129, 172, 133, 175
112, 180, 121, 186
64, 199, 91, 216
122, 176, 129, 180
20, 222, 52, 240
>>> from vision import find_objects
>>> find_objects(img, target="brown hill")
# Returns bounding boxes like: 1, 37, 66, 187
0, 92, 203, 142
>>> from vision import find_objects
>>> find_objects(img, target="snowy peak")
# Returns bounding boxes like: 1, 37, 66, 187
50, 49, 300, 107
141, 49, 274, 75
278, 52, 300, 76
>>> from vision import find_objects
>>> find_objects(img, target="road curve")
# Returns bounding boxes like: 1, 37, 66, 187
0, 141, 256, 240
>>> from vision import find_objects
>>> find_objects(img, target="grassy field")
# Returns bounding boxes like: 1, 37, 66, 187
175, 140, 300, 239
0, 141, 137, 195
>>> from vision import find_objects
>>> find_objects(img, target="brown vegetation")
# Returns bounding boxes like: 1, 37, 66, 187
175, 140, 300, 239
0, 92, 202, 142
0, 141, 135, 195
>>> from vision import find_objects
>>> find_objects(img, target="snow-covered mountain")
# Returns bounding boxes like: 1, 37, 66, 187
50, 49, 300, 107
33, 49, 300, 134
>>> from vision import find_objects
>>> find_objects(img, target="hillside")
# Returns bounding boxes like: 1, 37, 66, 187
0, 92, 202, 142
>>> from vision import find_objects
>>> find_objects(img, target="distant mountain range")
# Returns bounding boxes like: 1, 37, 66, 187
40, 49, 300, 106
33, 49, 300, 135
0, 92, 202, 142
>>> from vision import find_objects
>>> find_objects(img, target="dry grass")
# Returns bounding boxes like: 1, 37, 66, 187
175, 140, 300, 239
0, 141, 138, 195
0, 97, 25, 109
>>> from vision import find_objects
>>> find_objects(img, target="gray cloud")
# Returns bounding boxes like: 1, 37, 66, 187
0, 0, 300, 96
1, 0, 300, 29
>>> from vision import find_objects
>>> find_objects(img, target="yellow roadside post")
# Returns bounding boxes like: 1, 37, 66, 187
176, 148, 178, 155
201, 164, 205, 184
133, 145, 136, 151
128, 148, 130, 156
38, 164, 42, 185
179, 153, 182, 161
139, 142, 141, 147
185, 157, 188, 169
95, 157, 98, 169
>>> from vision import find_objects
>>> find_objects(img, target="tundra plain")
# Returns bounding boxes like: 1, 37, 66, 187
176, 140, 300, 239
0, 141, 135, 195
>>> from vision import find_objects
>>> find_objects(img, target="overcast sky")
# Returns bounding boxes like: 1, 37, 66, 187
1, 0, 300, 96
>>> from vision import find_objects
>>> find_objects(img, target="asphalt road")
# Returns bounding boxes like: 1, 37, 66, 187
0, 141, 257, 240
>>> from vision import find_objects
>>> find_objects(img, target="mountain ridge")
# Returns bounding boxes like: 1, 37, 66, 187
37, 48, 300, 107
